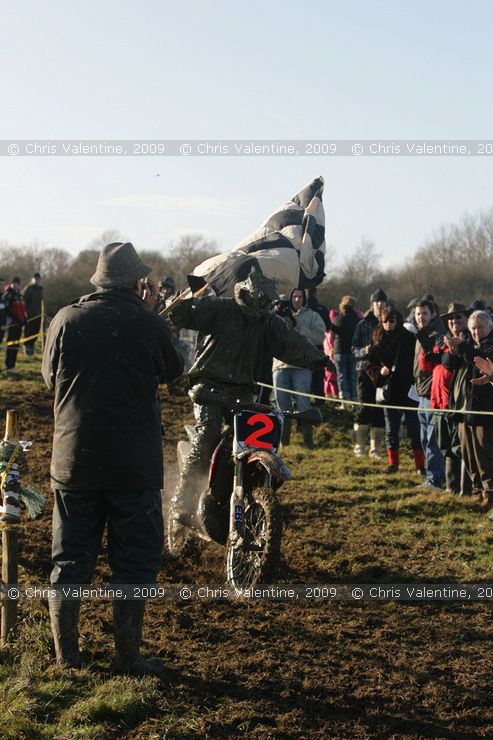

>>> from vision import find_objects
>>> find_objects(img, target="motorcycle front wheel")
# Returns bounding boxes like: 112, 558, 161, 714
226, 487, 281, 589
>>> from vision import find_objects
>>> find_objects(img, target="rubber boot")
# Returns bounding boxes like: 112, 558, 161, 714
281, 420, 291, 447
369, 427, 384, 459
413, 448, 426, 477
445, 456, 461, 494
382, 449, 399, 474
301, 421, 314, 450
459, 461, 472, 497
48, 596, 82, 668
353, 423, 368, 457
113, 601, 164, 676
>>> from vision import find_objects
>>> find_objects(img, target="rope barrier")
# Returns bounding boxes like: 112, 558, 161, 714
258, 382, 493, 417
5, 332, 41, 347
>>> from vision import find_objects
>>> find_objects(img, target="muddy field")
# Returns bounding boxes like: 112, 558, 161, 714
2, 368, 493, 738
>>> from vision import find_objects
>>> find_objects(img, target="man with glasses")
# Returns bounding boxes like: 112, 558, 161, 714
413, 300, 446, 489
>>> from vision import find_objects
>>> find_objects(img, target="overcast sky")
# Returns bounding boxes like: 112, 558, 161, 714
1, 0, 492, 268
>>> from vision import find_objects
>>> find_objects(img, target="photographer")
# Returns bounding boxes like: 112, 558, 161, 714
273, 288, 325, 449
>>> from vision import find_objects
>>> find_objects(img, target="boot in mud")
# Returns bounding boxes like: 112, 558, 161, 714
281, 420, 291, 447
302, 421, 314, 450
49, 596, 82, 668
113, 601, 164, 676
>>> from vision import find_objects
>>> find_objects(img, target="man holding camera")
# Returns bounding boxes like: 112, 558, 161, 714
42, 242, 184, 674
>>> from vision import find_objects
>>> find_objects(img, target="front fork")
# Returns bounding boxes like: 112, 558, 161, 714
229, 460, 272, 543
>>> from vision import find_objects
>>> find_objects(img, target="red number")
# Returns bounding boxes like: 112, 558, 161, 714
244, 413, 274, 449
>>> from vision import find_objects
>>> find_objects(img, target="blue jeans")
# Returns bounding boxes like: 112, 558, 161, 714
418, 397, 445, 486
273, 368, 312, 413
333, 353, 357, 400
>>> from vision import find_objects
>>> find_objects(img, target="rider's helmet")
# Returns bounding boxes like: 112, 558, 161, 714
234, 267, 278, 318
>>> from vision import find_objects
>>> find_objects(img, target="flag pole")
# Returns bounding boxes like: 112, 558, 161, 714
159, 284, 209, 318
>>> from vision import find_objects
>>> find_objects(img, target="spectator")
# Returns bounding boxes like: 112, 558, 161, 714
0, 277, 6, 352
351, 289, 388, 458
366, 309, 424, 474
272, 288, 326, 449
330, 295, 360, 406
404, 298, 418, 334
443, 310, 493, 514
307, 287, 330, 401
424, 303, 472, 495
23, 272, 44, 355
414, 299, 447, 489
3, 277, 25, 371
42, 242, 184, 672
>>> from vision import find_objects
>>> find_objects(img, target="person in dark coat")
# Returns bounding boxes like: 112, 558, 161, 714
413, 299, 447, 489
330, 295, 360, 404
366, 308, 424, 474
0, 277, 6, 351
23, 272, 44, 355
351, 288, 387, 458
443, 310, 493, 514
3, 277, 25, 371
42, 241, 184, 674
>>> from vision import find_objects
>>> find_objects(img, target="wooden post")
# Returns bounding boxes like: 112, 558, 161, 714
40, 300, 45, 353
1, 410, 19, 645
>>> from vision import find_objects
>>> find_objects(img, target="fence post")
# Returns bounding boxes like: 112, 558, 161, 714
1, 410, 19, 644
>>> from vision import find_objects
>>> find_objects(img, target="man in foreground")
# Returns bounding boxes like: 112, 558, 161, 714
42, 242, 184, 674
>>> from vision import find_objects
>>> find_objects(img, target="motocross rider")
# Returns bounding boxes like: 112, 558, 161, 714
167, 267, 328, 525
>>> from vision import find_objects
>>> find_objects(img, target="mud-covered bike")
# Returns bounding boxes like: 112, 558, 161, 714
167, 399, 322, 589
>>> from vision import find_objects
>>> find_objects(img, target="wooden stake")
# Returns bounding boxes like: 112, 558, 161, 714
41, 300, 45, 353
1, 409, 19, 645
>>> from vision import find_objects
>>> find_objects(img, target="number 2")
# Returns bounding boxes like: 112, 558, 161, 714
244, 413, 274, 449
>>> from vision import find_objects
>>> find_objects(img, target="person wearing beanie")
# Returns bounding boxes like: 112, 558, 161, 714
351, 289, 388, 457
42, 241, 184, 675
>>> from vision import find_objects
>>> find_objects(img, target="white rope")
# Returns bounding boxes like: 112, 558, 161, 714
258, 382, 493, 417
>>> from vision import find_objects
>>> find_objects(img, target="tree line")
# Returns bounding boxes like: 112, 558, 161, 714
1, 208, 493, 319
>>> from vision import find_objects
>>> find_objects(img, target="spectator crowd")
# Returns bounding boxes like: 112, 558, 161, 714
0, 272, 44, 371
266, 286, 493, 518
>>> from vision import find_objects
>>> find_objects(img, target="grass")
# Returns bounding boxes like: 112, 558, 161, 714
2, 356, 493, 736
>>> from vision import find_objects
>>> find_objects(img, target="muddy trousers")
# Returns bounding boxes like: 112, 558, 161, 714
173, 403, 233, 516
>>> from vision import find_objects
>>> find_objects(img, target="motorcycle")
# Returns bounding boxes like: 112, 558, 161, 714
167, 399, 322, 589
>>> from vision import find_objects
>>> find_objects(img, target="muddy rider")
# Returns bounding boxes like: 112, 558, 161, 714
167, 267, 328, 525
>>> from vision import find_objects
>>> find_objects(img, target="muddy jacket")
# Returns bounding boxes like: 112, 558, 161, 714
42, 287, 184, 491
169, 295, 325, 393
443, 331, 493, 427
352, 310, 379, 373
413, 315, 447, 398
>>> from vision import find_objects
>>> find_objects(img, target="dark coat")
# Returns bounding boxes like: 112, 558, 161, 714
23, 283, 44, 317
169, 295, 324, 393
42, 287, 184, 491
366, 327, 417, 405
352, 310, 379, 373
413, 315, 446, 398
443, 331, 493, 427
330, 308, 361, 355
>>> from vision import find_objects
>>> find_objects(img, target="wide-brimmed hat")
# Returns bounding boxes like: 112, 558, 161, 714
90, 242, 151, 288
440, 302, 472, 321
